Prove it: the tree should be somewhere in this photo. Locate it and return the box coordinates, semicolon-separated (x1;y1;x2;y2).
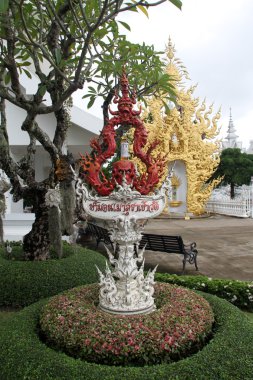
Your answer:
210;148;253;198
0;0;182;260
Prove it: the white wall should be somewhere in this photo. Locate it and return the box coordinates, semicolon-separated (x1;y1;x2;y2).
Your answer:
6;68;102;147
168;160;187;214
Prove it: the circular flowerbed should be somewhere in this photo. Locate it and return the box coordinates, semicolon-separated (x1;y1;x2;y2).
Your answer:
40;283;214;366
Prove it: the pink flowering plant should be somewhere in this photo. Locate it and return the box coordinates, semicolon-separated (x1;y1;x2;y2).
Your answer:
39;283;214;366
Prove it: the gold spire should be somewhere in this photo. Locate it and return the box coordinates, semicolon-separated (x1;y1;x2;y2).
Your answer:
166;36;175;60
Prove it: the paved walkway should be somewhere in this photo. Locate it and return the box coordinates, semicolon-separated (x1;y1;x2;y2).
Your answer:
85;215;253;282
143;214;253;281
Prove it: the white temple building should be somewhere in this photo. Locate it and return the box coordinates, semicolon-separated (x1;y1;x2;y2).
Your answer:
222;109;243;150
222;109;253;154
1;71;102;241
247;141;253;154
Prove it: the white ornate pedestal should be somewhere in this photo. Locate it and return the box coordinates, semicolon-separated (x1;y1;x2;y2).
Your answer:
77;178;168;315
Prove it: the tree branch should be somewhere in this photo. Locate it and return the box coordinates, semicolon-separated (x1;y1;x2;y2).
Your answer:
0;88;32;111
77;0;92;31
46;0;70;36
4;7;27;102
21;113;59;161
0;75;24;196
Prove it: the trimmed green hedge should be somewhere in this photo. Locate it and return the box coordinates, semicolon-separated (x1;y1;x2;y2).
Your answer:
1;243;253;312
155;273;253;311
0;292;252;379
0;245;106;307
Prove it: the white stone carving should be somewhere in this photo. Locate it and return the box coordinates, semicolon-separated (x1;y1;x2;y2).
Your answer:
78;176;170;315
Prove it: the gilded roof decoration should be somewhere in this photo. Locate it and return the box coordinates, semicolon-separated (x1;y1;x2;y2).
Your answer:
129;38;222;215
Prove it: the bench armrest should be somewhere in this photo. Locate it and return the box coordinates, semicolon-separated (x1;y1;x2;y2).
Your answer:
184;241;197;251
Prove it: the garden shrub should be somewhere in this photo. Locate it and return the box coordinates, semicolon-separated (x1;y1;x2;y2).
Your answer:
0;293;252;379
1;242;253;311
155;273;253;311
39;283;214;366
1;240;77;260
0;245;106;307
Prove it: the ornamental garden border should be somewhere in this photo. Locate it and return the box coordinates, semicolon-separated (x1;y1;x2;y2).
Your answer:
0;246;253;379
0;292;253;379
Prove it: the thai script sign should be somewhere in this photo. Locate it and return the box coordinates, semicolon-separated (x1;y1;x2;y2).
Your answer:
83;197;165;220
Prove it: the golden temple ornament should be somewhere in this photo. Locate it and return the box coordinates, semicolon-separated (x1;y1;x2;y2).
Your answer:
169;174;182;207
130;37;222;216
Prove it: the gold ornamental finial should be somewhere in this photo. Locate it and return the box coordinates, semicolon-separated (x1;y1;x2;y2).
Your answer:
171;174;181;188
165;37;190;81
166;36;175;60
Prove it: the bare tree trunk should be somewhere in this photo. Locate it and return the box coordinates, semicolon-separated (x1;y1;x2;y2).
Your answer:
23;189;50;261
60;180;75;236
0;215;3;245
230;182;235;199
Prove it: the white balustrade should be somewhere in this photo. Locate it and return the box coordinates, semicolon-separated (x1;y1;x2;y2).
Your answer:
206;186;252;218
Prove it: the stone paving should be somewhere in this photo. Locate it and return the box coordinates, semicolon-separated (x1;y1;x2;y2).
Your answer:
85;214;253;282
143;214;253;281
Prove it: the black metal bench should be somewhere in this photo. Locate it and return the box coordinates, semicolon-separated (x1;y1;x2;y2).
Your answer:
138;233;198;273
86;222;113;249
86;222;198;273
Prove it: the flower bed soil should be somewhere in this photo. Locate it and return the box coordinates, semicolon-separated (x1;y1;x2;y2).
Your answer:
40;283;214;366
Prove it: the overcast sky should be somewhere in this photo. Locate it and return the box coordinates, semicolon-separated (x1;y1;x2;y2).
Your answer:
75;0;253;149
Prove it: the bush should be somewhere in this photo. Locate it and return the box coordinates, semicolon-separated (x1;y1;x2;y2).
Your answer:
1;244;253;312
0;293;252;379
40;283;214;366
1;240;76;260
155;273;253;311
1;243;253;312
0;245;106;307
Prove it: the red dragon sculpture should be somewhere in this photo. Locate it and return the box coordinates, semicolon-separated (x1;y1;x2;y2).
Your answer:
80;67;166;196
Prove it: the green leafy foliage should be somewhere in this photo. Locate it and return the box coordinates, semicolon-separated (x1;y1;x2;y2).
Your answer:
1;240;74;261
155;273;253;311
1;242;253;312
0;1;176;116
210;148;253;198
168;0;183;9
4;71;10;85
128;0;182;12
55;48;62;66
0;0;9;13
0;245;105;307
84;35;175;106
118;20;131;31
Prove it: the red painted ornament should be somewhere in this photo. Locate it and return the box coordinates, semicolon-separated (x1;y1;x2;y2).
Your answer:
80;66;166;195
